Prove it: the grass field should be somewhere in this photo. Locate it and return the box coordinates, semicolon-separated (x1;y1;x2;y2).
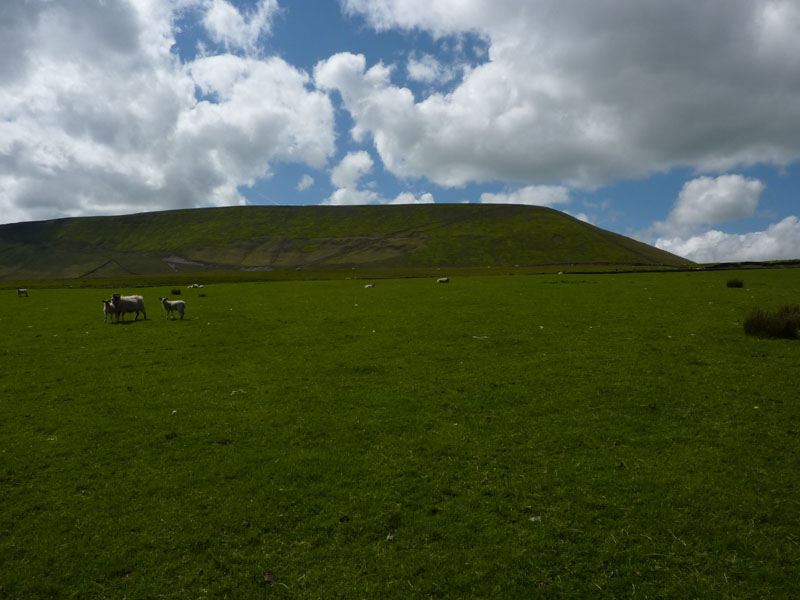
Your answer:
1;269;799;598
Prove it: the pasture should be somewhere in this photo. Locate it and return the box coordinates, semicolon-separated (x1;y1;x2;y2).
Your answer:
1;270;799;598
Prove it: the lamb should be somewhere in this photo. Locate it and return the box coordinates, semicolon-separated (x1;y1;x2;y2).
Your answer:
102;299;117;323
436;277;450;284
17;288;28;297
160;297;186;320
111;293;146;322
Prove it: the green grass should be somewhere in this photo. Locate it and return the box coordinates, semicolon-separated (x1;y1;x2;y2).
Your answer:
0;204;692;280
1;269;799;598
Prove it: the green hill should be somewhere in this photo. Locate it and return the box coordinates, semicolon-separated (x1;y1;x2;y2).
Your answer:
0;204;692;280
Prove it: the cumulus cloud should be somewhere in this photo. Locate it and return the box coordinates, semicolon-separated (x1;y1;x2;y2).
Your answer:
656;216;800;263
329;1;800;188
647;173;799;262
480;185;571;207
569;212;592;224
325;151;433;205
296;174;314;191
406;53;459;84
654;175;765;237
202;0;279;52
326;187;380;206
330;151;374;188
389;192;435;204
0;0;335;224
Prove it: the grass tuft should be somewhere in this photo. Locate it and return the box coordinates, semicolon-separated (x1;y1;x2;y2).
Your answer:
171;288;181;295
727;278;744;288
744;304;800;339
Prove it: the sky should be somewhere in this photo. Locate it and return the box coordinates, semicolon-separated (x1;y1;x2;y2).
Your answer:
1;0;799;262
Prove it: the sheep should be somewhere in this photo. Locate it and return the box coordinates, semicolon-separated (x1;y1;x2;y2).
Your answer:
101;299;117;323
17;288;28;297
111;293;146;322
160;297;186;320
364;283;375;289
436;277;450;284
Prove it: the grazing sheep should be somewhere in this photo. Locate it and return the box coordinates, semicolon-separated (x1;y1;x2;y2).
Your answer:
436;277;450;284
17;288;28;297
101;299;117;323
111;293;146;322
364;283;375;289
160;297;186;320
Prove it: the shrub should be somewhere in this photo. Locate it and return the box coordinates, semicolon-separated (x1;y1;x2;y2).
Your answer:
727;278;744;288
744;304;800;339
171;289;181;295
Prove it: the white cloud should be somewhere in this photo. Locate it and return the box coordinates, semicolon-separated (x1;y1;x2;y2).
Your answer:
0;1;335;224
326;187;380;206
202;0;279;52
656;216;800;262
330;151;374;188
648;173;797;262
325;151;433;206
654;175;765;237
296;174;314;191
326;188;433;206
328;1;800;188
325;151;377;205
569;212;592;224
406;53;459;84
480;185;571;207
389;192;435;204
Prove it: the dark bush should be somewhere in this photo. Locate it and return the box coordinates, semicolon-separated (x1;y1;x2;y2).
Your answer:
171;289;181;295
744;304;800;339
727;278;744;288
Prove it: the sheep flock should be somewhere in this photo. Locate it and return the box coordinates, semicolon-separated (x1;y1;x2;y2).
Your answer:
13;277;452;325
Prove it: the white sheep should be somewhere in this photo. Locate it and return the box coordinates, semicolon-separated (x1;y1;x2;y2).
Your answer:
101;299;117;323
436;277;450;284
160;297;186;320
111;293;146;322
17;288;28;297
364;283;375;289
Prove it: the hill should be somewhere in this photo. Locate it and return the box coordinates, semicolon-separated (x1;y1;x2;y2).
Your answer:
0;204;692;280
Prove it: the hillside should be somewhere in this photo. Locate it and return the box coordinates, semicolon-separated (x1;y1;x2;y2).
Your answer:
0;204;692;280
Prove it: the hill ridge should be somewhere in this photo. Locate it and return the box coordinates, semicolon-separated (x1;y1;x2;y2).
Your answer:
0;204;692;280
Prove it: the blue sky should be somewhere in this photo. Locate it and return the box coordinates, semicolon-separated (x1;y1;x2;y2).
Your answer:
1;0;799;261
